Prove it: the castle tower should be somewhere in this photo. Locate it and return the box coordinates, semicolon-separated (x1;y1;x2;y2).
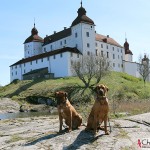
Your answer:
71;1;95;54
124;38;133;62
24;23;44;58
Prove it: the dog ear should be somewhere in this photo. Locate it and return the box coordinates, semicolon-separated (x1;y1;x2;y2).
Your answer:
105;86;109;92
65;92;68;98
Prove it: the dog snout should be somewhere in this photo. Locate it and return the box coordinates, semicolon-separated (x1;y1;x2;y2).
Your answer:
98;89;104;96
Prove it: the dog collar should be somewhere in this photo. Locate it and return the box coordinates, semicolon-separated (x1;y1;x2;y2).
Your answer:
96;96;106;100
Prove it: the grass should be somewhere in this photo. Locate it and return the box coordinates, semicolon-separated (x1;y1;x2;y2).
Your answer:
0;71;150;116
7;134;24;143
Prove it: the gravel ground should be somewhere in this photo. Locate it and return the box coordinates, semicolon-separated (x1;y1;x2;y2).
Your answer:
0;112;150;150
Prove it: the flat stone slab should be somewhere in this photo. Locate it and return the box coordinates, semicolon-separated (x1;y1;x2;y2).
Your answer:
0;113;150;150
0;98;20;113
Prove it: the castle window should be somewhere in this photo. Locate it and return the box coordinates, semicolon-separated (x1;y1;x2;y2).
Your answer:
24;69;26;73
64;40;66;44
16;71;17;75
86;32;89;37
118;55;120;59
77;54;80;58
44;47;46;52
75;32;78;38
95;42;98;47
41;58;43;62
28;51;29;54
76;44;78;48
112;47;114;51
96;49;98;56
30;61;32;65
15;65;17;69
101;44;103;48
60;41;62;45
71;53;73;57
24;63;25;67
51;45;53;50
87;43;90;48
107;52;109;58
36;60;38;64
47;57;49;61
101;51;103;57
121;49;122;53
53;55;56;59
113;54;115;59
87;51;90;55
12;72;13;76
106;45;109;49
60;53;63;58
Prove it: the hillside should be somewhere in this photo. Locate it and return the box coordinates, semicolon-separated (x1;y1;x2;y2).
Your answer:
0;71;150;116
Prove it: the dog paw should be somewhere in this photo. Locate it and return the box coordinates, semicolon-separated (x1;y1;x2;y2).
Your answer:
67;129;72;133
105;131;110;135
59;130;63;133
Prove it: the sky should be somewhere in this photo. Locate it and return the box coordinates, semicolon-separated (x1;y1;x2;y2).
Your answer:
0;0;150;86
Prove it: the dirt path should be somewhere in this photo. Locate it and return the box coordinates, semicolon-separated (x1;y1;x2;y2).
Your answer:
0;113;150;150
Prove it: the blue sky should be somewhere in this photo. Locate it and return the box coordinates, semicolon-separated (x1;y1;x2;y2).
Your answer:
0;0;150;86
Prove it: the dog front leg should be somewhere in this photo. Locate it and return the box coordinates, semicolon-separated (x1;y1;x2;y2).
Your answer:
104;115;109;135
68;111;72;132
93;115;98;135
59;112;63;132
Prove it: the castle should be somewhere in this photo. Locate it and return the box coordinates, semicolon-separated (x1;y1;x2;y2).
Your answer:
10;2;146;82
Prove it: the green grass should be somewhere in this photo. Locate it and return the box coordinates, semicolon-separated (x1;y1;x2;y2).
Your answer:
0;71;150;116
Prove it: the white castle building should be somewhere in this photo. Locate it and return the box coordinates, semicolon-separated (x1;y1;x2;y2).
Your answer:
10;2;146;82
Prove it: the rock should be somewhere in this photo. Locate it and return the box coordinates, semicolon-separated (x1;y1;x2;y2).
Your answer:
0;98;20;113
20;105;29;112
0;113;150;150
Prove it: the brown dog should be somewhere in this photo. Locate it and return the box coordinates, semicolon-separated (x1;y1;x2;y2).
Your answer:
55;91;82;132
85;84;109;135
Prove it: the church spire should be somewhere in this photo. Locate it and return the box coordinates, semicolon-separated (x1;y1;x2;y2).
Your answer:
125;32;127;42
31;19;38;35
81;0;82;7
34;18;35;28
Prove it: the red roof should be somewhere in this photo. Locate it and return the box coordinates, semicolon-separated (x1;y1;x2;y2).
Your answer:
10;47;81;67
24;34;44;44
95;34;122;48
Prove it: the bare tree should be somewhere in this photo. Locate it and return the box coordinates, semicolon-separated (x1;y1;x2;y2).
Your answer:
137;54;150;86
71;53;111;90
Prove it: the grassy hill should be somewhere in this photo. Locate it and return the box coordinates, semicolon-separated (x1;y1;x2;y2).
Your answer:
0;71;150;116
